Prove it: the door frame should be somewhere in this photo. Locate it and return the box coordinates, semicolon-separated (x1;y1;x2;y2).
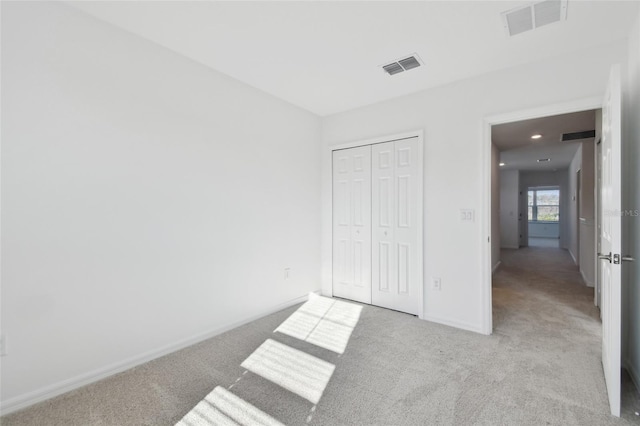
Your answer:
576;168;582;265
325;129;424;319
481;97;602;335
595;138;603;310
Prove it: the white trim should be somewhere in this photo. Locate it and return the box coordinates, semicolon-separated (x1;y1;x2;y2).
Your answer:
481;118;493;335
481;96;603;336
329;130;424;152
422;313;484;334
0;291;318;416
326;129;424;318
569;249;578;265
492;260;502;274
484;96;602;126
416;133;425;319
594;122;602;308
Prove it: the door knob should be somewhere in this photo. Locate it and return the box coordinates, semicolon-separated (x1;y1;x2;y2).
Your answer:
598;252;612;263
622;255;635;262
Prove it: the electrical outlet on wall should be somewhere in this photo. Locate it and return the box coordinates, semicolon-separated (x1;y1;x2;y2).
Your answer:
284;268;291;280
432;277;442;291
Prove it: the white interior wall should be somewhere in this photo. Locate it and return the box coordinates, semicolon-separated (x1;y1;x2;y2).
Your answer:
528;222;559;238
579;139;596;287
518;181;528;247
491;144;501;270
580;140;596;222
321;41;627;333
1;2;321;411
568;145;583;263
623;4;640;393
499;170;519;249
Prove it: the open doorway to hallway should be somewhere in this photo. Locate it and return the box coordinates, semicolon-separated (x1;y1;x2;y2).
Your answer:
483;65;639;418
487;105;639;419
491;108;599;291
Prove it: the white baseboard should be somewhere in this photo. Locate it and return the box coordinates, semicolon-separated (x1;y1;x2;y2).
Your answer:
492;261;502;274
569;249;578;265
422;313;485;335
580;269;595;287
0;291;318;416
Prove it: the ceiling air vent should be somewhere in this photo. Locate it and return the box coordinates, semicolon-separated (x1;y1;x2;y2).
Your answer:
398;56;421;71
502;0;568;37
381;54;423;76
383;62;404;76
561;130;596;141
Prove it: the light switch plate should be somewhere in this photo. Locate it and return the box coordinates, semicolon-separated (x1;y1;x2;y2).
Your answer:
460;209;475;222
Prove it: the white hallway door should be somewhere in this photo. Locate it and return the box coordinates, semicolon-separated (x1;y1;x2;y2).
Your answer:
599;64;624;417
372;139;421;315
332;146;372;304
332;137;422;315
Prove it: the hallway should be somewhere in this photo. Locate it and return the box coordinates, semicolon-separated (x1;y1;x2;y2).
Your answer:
493;246;639;421
494;246;597;332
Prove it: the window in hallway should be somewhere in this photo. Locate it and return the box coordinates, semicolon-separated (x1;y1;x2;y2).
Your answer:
528;187;560;222
528;186;560;247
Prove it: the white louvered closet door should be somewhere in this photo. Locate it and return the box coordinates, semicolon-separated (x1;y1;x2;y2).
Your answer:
332;146;372;304
372;138;420;315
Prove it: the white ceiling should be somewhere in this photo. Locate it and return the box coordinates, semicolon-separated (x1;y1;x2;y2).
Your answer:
499;141;582;171
493;109;596;171
67;1;639;116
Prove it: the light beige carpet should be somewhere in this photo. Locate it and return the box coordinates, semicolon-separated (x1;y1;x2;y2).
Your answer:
3;246;640;425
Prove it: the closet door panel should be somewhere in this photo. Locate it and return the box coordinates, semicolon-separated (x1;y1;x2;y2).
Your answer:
372;142;397;304
372;138;420;315
393;138;420;315
333;138;420;314
333;151;351;292
332;146;372;304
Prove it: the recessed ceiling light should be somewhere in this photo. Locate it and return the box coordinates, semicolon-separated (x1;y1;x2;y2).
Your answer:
499;162;505;166
531;134;542;140
537;158;550;162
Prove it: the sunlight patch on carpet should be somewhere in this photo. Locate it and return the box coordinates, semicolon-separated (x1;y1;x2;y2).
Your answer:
275;294;362;354
240;339;335;404
175;386;283;426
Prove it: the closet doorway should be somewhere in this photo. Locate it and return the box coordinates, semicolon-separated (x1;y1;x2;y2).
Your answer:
331;134;423;315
